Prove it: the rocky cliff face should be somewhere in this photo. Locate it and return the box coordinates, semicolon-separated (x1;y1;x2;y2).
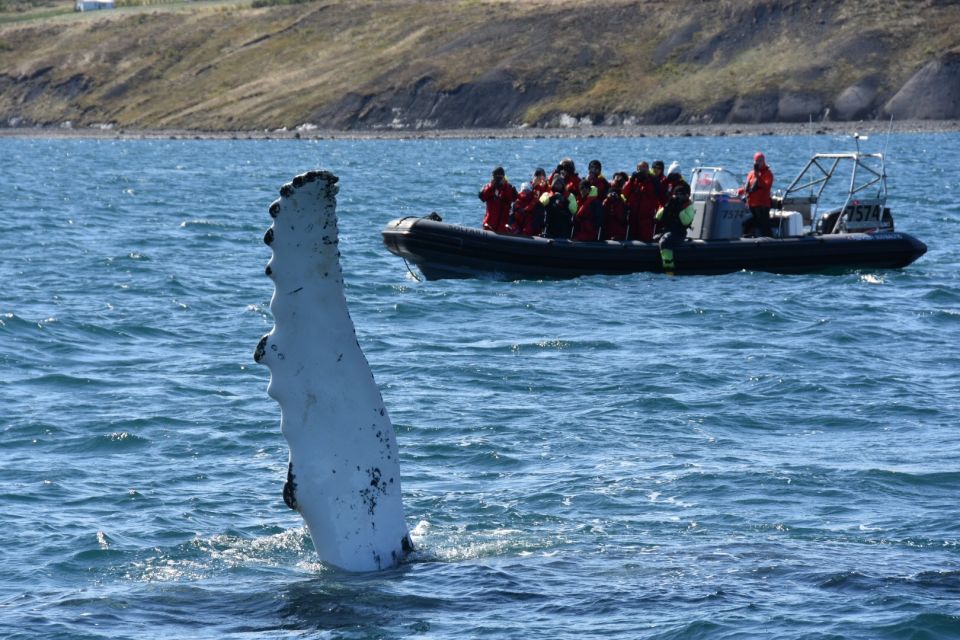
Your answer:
1;0;959;131
884;52;960;121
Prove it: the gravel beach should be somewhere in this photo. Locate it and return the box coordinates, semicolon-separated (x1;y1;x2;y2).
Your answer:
2;120;959;140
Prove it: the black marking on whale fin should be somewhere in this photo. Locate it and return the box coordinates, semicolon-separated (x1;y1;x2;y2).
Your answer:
401;535;414;553
359;466;387;516
254;335;268;364
283;462;298;510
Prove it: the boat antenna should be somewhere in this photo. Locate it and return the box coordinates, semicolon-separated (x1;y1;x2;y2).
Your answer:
879;115;894;201
882;114;894;160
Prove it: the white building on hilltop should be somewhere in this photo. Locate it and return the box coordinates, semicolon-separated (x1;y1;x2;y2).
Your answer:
75;0;115;11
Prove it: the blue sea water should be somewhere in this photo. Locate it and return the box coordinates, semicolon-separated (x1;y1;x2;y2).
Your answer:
1;131;959;639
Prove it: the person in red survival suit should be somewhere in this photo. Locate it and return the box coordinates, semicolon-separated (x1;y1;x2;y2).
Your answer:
549;157;581;202
623;162;661;241
739;151;775;237
583;159;610;199
479;166;518;233
531;167;551;198
650;160;670;206
572;181;603;241
506;182;544;236
601;172;629;240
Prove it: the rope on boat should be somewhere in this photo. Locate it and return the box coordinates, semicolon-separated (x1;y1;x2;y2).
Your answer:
396;213;438;282
402;257;422;282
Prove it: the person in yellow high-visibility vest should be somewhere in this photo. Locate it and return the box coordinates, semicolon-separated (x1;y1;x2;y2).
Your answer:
654;181;695;273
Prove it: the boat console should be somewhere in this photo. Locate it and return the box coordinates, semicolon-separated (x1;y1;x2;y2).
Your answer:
689;167;750;240
688;166;807;239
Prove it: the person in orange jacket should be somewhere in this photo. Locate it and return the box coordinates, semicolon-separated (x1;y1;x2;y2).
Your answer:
479;166;518;233
741;152;774;237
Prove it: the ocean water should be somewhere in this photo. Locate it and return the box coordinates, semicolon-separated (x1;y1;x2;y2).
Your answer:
1;132;959;639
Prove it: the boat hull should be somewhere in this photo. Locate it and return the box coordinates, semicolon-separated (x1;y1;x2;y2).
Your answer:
382;217;927;281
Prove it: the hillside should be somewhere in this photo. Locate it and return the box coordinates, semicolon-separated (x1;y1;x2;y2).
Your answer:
2;0;960;131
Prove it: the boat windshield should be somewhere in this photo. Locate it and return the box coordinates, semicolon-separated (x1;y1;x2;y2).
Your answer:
691;168;743;201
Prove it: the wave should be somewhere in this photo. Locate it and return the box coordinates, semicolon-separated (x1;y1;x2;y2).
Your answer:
875;613;960;637
861;467;960;489
15;372;106;387
178;219;230;229
69;431;152;453
0;312;53;333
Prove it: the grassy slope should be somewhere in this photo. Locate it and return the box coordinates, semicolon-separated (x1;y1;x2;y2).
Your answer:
1;0;959;129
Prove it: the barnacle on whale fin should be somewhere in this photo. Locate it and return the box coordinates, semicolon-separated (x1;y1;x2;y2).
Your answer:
255;170;410;572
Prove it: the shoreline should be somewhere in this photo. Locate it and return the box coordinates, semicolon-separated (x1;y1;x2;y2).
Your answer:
2;120;959;140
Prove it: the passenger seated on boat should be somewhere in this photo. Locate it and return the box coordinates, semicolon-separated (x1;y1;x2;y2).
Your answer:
655;181;695;272
583;159;609;199
479;166;518;234
572;182;603;241
739;151;775;237
531;167;550;198
540;176;577;239
601;172;629;241
623;163;661;242
507;182;544;236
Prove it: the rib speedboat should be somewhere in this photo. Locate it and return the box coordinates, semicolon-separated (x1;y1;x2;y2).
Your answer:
382;140;926;280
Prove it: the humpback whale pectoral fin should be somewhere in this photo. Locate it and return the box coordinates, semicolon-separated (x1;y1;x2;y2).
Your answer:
257;169;409;571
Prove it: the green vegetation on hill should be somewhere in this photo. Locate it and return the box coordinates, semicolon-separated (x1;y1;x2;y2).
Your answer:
1;0;959;131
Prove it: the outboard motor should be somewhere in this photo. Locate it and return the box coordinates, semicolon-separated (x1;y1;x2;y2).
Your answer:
816;210;842;234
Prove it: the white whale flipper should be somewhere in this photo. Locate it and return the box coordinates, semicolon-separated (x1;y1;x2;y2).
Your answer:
254;170;411;572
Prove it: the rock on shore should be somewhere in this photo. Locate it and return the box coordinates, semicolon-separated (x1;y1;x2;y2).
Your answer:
885;52;960;121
